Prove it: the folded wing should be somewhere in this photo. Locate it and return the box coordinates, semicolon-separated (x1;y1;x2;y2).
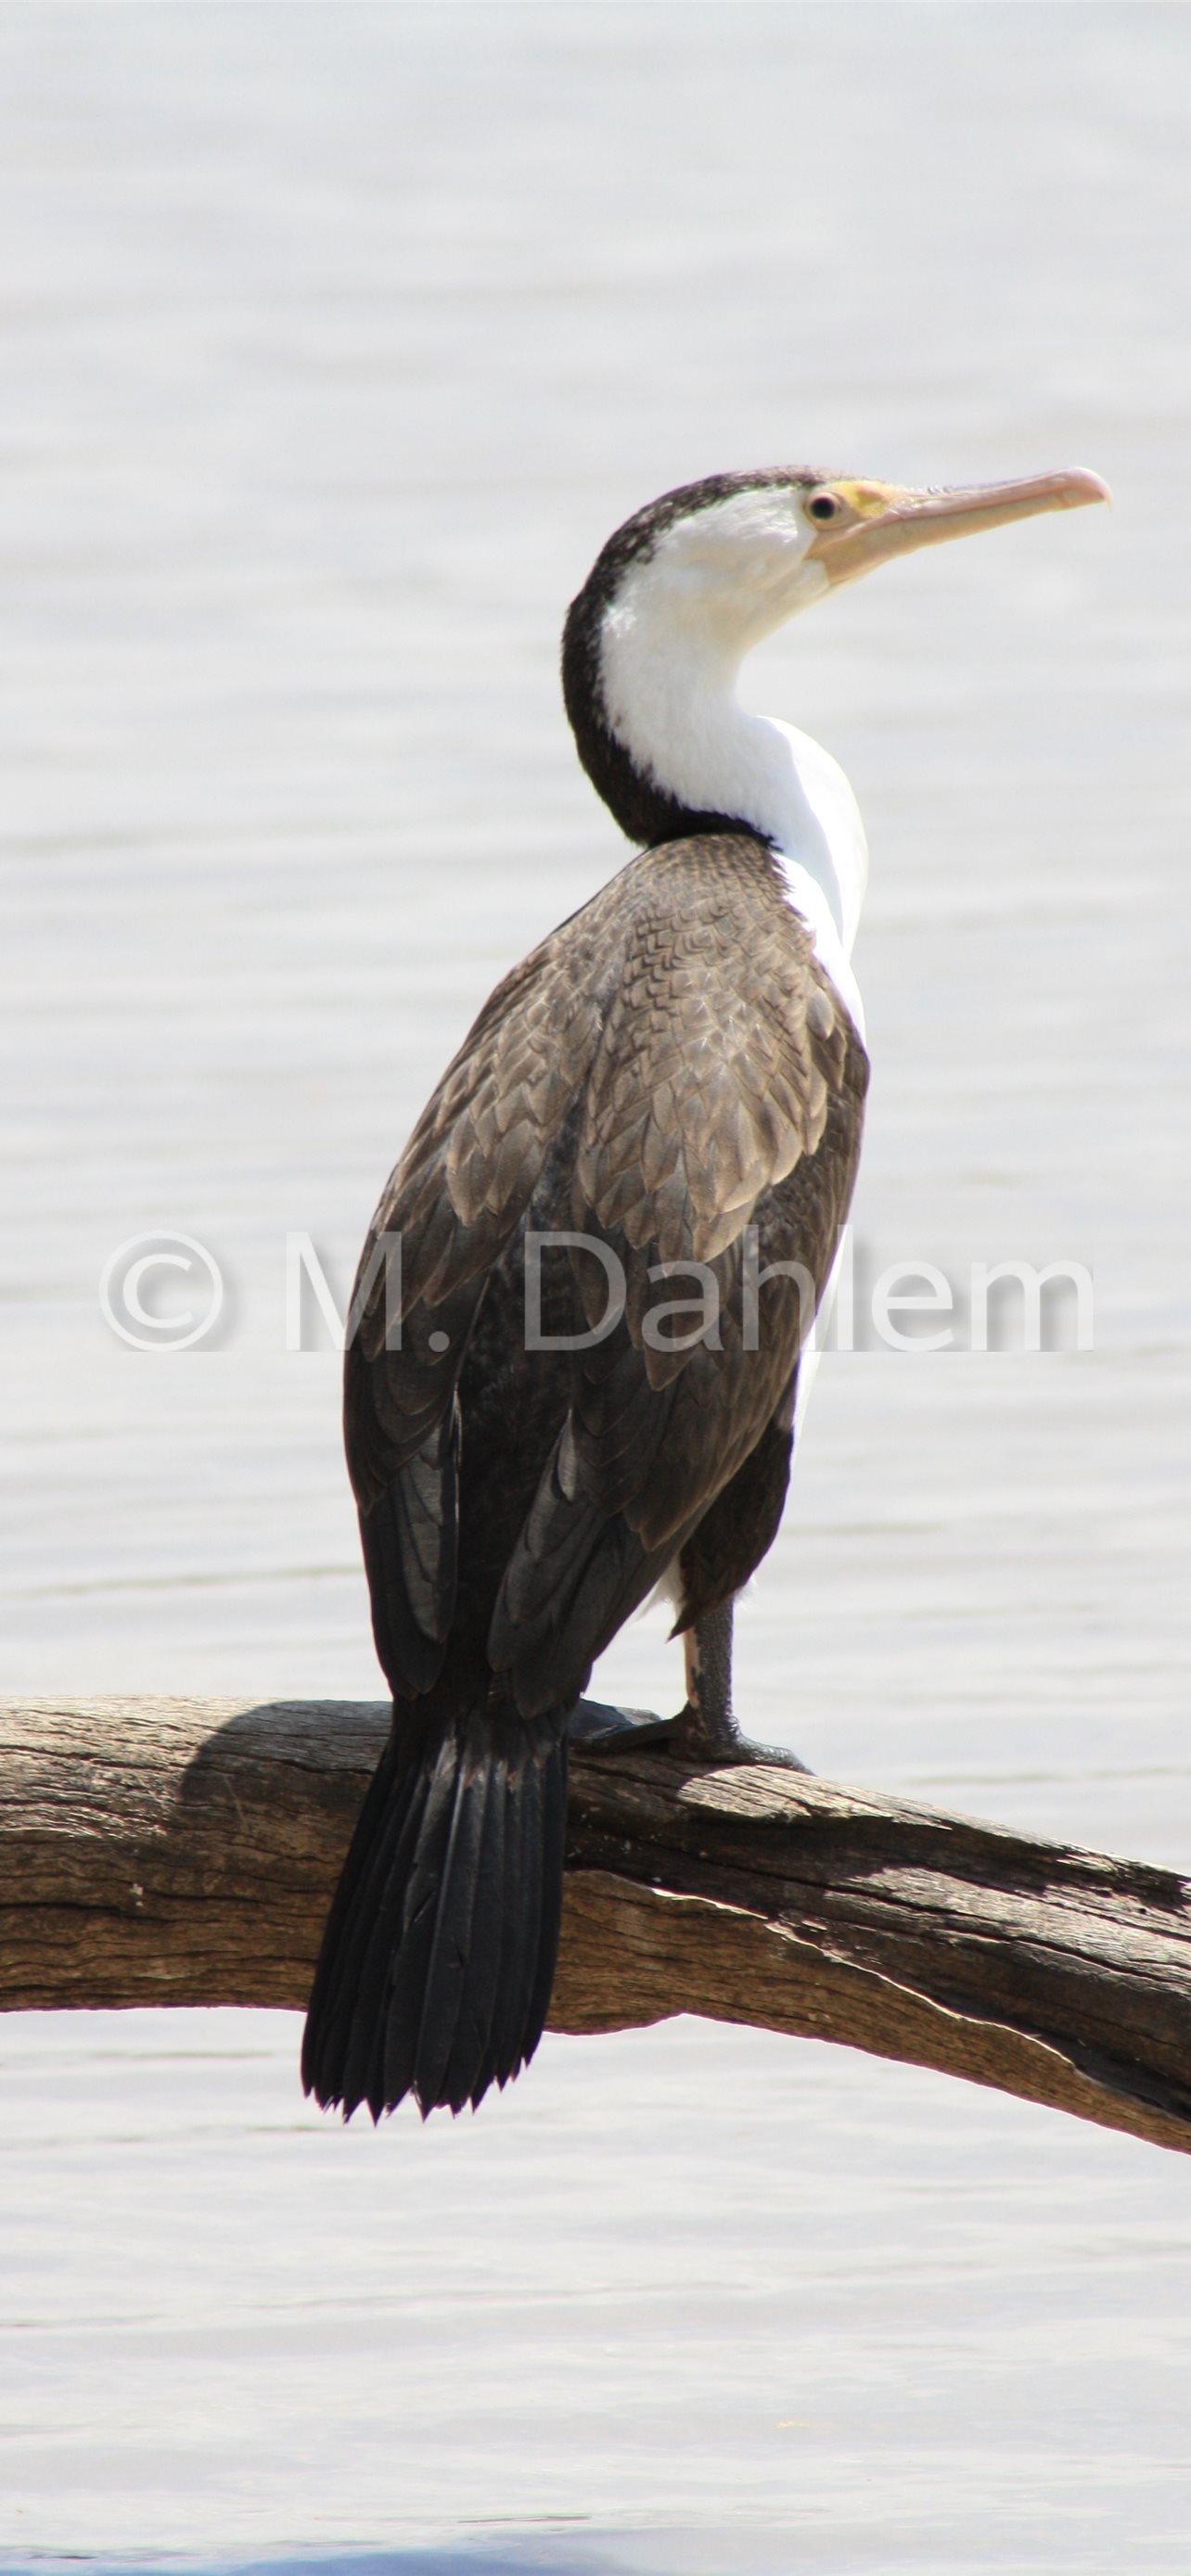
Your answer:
345;835;868;1710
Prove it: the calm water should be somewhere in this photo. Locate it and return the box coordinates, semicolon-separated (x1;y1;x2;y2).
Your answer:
2;6;1190;2570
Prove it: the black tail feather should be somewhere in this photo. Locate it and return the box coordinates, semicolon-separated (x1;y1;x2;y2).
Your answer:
484;1743;544;2096
301;1728;419;2106
363;1730;458;2115
301;1700;569;2121
467;1762;531;2109
525;1737;569;2052
441;1760;507;2114
332;1722;446;2113
408;1750;493;2111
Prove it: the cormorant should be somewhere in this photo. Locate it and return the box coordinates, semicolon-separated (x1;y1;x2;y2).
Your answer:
302;460;1108;2121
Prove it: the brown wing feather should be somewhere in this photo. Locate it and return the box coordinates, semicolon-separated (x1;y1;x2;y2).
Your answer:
484;837;868;1707
345;833;868;1711
576;848;836;1265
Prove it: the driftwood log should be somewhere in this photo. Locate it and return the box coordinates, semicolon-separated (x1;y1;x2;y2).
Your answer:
2;1694;1190;2156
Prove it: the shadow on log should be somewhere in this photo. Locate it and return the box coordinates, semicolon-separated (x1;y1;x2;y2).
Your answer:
2;1695;1190;2156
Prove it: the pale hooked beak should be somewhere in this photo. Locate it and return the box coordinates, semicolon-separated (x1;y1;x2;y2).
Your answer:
808;467;1111;585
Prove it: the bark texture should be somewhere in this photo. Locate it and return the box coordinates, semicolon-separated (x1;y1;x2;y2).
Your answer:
3;1695;1189;2156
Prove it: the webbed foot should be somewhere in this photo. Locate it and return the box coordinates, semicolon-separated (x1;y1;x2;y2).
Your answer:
569;1696;679;1752
569;1694;812;1773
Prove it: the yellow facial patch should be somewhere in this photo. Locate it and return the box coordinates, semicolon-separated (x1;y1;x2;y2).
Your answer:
828;478;907;520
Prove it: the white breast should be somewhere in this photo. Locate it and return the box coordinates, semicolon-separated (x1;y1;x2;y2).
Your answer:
763;720;868;1039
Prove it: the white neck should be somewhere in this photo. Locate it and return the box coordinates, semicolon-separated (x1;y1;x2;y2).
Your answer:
598;611;869;1025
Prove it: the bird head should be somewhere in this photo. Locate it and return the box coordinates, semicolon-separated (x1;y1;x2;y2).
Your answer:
563;463;1109;848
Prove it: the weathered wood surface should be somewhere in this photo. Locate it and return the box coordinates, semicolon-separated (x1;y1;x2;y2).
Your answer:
2;1696;1189;2155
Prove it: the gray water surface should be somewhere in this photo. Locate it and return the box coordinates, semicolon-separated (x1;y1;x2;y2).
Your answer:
2;6;1190;2570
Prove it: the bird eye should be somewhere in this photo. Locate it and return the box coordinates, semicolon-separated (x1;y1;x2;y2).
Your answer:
807;491;840;524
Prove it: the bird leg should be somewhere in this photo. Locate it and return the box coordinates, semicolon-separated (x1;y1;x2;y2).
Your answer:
675;1599;809;1767
572;1594;812;1771
681;1596;742;1758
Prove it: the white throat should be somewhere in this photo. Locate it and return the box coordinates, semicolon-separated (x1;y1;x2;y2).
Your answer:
598;593;869;1033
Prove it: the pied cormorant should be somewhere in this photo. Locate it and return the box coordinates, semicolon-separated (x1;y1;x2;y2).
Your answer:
302;460;1108;2121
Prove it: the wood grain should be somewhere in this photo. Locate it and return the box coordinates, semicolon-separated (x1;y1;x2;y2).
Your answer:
2;1696;1189;2155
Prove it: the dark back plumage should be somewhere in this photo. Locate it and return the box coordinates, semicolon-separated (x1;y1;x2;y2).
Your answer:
302;518;869;2123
